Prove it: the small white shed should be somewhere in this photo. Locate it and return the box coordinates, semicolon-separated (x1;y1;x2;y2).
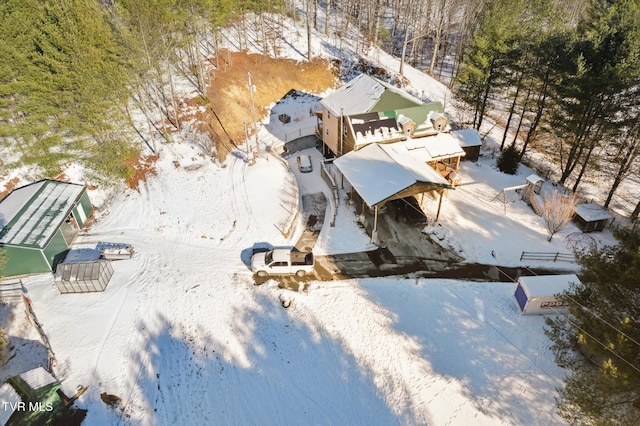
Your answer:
514;274;580;315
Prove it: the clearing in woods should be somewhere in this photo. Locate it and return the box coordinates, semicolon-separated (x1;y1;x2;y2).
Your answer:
197;51;338;161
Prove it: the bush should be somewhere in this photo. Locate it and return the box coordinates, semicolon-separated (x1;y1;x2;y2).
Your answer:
497;143;520;174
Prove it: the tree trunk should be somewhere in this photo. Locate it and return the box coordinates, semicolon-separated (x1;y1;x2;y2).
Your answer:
501;72;523;150
306;0;312;61
572;139;598;193
605;133;639;207
399;26;411;76
372;0;381;48
325;0;331;35
476;59;496;131
428;6;446;76
632;199;640;221
559;141;585;185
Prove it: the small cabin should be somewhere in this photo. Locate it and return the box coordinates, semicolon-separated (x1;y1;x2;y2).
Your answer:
514;274;580;315
451;129;482;162
573;203;612;232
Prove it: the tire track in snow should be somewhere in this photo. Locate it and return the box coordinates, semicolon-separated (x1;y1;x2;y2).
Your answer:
90;253;153;384
218;153;261;248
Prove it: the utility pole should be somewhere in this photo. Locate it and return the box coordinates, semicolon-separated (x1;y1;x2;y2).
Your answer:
243;121;250;160
248;72;259;159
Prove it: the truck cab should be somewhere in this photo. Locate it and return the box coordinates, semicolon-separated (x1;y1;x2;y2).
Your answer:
251;247;314;277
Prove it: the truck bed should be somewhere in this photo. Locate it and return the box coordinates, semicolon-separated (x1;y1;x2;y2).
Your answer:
290;251;314;265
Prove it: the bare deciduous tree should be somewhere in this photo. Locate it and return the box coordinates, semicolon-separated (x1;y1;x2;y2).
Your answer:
542;190;578;242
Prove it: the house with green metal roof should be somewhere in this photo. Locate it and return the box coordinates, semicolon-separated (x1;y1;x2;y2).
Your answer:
0;180;93;277
317;74;450;157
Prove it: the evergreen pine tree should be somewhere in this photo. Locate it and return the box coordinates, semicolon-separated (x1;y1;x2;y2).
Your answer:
545;227;640;425
496;143;519;174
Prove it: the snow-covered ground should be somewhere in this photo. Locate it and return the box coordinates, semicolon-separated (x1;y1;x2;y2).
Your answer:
1;9;623;426
18;139;573;425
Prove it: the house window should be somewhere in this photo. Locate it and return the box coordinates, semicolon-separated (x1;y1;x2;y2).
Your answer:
326;129;329;135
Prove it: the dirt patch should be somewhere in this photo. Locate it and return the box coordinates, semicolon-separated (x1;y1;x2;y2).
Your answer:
198;51;339;161
0;177;20;200
125;154;160;190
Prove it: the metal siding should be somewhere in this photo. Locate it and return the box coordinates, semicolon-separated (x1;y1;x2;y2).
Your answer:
75;190;93;228
42;230;69;271
0;245;50;276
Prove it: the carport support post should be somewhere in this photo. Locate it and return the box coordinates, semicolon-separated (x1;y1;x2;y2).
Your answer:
372;205;380;245
435;190;444;222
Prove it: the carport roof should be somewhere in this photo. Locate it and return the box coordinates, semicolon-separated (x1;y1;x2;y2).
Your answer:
0;180;85;248
334;143;453;208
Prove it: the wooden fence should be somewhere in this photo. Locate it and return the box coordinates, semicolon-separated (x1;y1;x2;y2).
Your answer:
520;251;575;263
320;162;338;227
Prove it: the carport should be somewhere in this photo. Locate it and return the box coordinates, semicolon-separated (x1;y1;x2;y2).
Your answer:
334;143;453;243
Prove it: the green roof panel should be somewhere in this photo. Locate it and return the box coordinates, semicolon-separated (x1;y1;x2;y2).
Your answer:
0;180;85;248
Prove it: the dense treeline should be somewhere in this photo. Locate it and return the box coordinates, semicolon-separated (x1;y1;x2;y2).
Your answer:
335;0;640;217
0;0;283;180
451;0;640;215
545;227;640;425
2;0;639;213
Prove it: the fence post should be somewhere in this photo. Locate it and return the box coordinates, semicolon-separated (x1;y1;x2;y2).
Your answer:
520;251;525;261
554;252;559;262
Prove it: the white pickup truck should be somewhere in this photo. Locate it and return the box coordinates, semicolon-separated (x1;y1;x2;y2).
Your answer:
251;247;314;277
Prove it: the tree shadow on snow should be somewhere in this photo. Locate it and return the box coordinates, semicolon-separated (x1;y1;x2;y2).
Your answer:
359;279;566;425
88;290;398;425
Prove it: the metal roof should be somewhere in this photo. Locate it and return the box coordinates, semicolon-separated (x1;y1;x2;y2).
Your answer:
0;180;85;248
574;203;612;222
0;383;21;425
394;103;445;126
321;74;422;116
403;132;466;161
334;143;453;207
450;129;482;148
19;366;58;390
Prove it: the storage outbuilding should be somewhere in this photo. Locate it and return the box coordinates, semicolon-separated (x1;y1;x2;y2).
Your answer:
573;203;612;232
514;274;580;315
3;367;68;425
0;180;93;277
451;129;483;162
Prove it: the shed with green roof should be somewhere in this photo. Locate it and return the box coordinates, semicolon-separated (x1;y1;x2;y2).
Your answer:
0;180;93;277
3;367;69;425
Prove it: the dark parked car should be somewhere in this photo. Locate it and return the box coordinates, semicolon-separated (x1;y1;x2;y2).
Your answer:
388;196;428;226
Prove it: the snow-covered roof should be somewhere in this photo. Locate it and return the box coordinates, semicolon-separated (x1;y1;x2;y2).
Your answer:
450;129;482;148
0;383;21;425
0;180;85;248
518;274;580;297
321;74;422;116
421;132;467;160
321;74;384;116
574;203;612;222
526;174;544;184
19;366;58;390
334;143;452;207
